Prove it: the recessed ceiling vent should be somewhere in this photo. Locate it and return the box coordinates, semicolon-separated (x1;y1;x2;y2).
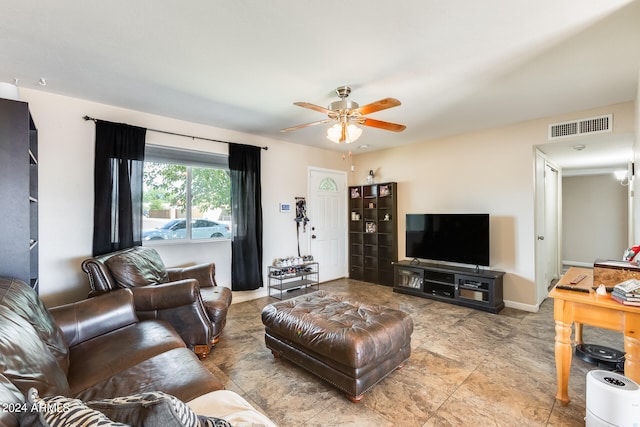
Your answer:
548;114;612;140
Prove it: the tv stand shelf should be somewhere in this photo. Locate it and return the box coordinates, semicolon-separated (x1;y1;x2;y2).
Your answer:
393;260;505;313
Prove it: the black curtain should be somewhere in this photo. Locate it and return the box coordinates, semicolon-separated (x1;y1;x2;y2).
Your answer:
229;143;263;291
92;120;146;256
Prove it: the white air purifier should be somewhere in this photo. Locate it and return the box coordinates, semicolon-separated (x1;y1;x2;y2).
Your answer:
586;370;640;426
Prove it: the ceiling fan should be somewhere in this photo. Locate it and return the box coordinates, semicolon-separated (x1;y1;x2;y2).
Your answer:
281;86;406;143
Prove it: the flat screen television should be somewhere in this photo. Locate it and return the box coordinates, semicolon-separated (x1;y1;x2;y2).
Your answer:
405;213;490;267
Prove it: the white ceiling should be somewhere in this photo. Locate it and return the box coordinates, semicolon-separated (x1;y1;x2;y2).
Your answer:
1;1;638;170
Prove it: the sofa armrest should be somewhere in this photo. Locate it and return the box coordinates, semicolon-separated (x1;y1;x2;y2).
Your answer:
129;279;200;311
81;258;117;294
166;263;217;288
49;289;138;347
130;280;214;355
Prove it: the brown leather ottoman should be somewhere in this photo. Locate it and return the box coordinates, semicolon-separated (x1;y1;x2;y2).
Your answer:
261;291;413;402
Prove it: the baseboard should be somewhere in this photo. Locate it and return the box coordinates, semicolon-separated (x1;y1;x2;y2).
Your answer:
563;260;593;268
504;300;540;313
231;287;269;304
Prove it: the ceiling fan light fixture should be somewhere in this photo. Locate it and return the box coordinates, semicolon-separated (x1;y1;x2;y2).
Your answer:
326;123;362;144
282;86;405;142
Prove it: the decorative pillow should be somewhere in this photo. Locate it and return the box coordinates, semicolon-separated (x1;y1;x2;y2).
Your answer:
86;391;200;427
198;415;232;427
27;389;231;427
105;248;169;288
26;388;127;427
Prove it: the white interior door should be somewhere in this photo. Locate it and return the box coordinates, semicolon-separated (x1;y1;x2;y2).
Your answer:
535;149;561;305
535;151;547;304
307;167;347;282
544;162;561;282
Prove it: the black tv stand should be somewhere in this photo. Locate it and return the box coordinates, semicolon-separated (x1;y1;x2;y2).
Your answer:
393;260;505;313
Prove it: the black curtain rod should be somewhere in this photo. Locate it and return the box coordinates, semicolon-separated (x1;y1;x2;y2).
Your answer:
83;115;268;150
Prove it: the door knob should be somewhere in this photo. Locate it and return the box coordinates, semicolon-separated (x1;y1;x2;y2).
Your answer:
311;234;317;239
538;235;545;240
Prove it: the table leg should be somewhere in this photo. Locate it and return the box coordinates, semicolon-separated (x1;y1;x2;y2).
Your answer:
624;314;640;384
555;319;573;404
574;322;583;345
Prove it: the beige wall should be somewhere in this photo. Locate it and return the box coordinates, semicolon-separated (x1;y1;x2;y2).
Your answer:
350;101;635;310
562;174;627;265
20;88;347;307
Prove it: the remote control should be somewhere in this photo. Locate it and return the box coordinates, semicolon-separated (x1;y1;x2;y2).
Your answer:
570;274;586;284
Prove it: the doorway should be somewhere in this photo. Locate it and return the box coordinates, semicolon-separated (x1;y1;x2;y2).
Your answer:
534;150;561;305
307;167;348;282
534;133;634;306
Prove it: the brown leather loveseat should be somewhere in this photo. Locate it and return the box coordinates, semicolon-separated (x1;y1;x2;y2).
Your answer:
81;246;232;359
0;277;275;427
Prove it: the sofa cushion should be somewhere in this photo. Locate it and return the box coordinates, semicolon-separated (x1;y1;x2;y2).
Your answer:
66;320;186;396
105;247;169;287
72;348;225;403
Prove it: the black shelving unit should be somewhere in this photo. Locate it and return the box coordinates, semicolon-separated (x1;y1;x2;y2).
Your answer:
0;98;38;291
349;182;397;286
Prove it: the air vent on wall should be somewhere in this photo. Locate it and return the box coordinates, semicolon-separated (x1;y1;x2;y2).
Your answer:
548;114;612;140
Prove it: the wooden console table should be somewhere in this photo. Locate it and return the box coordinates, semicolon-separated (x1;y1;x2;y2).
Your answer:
549;267;640;404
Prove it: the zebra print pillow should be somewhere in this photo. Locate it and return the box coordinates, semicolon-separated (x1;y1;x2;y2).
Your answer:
86;391;230;427
27;388;231;427
86;391;199;426
198;415;232;427
27;388;127;427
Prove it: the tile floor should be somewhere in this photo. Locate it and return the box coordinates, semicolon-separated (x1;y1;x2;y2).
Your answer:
203;279;624;426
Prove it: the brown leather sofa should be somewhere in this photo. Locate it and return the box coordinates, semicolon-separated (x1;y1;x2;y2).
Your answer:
0;276;222;426
81;246;232;358
0;276;276;427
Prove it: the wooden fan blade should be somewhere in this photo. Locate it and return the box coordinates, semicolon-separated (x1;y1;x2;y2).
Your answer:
354;98;401;115
360;117;406;132
293;102;333;115
341;123;347;143
280;119;331;132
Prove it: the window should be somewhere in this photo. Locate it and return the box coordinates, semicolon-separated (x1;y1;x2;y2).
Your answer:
142;145;231;242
